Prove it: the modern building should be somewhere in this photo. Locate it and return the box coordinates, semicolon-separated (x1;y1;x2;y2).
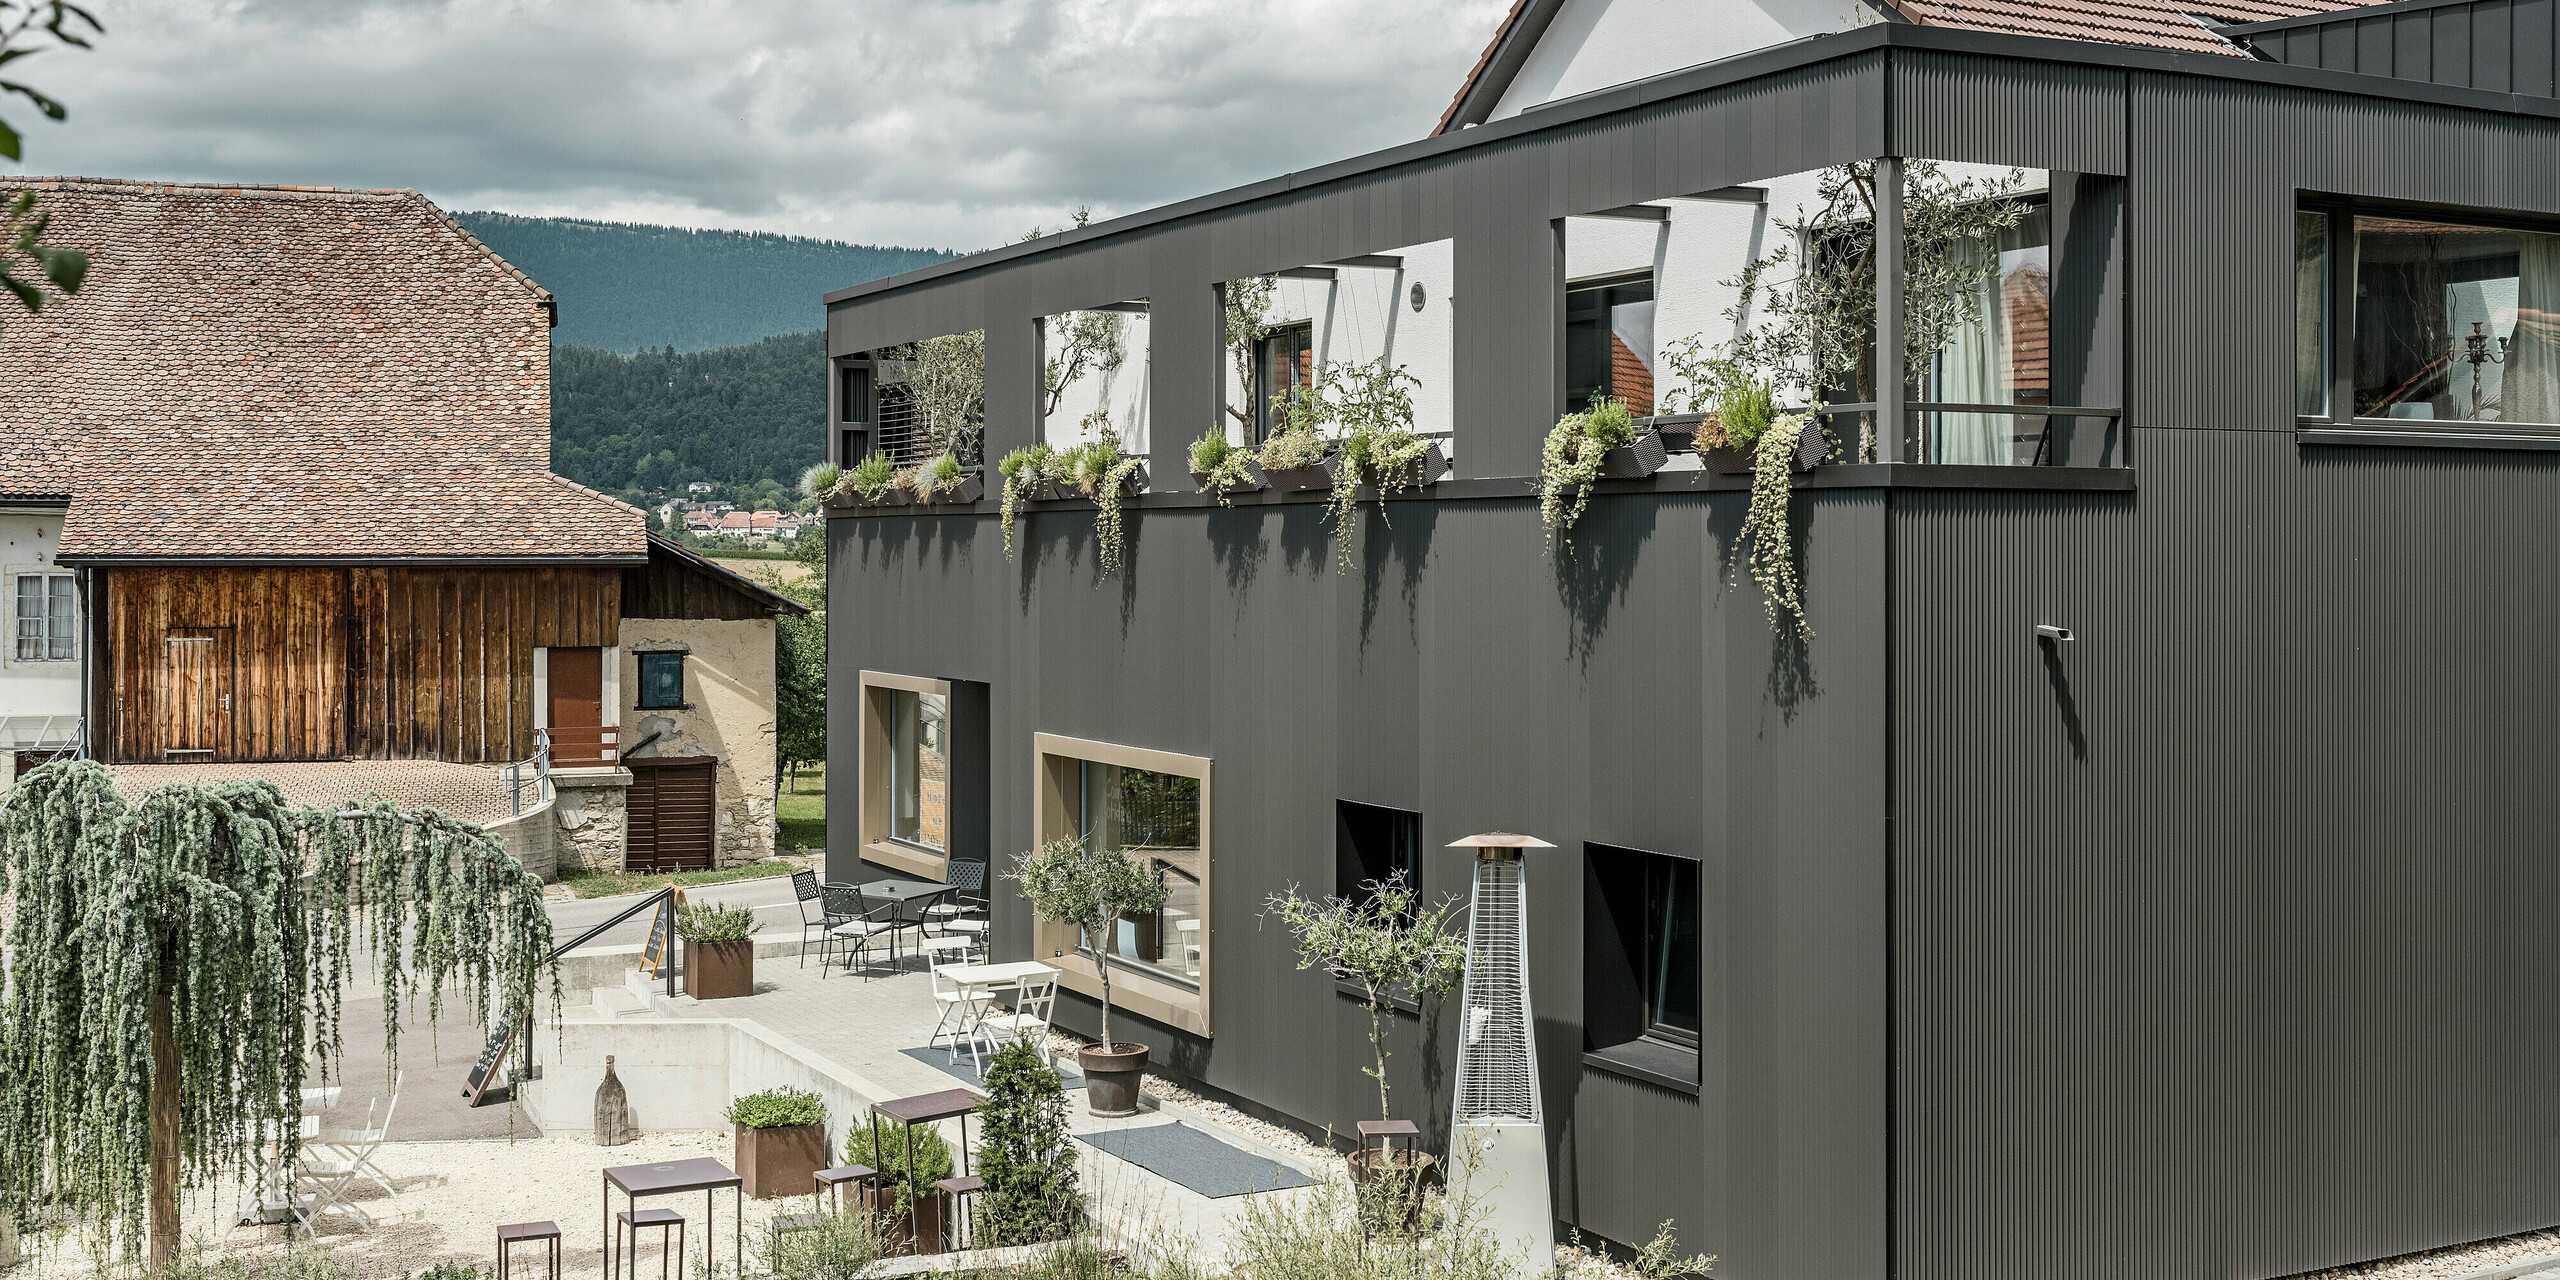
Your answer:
821;3;2560;1276
0;178;803;874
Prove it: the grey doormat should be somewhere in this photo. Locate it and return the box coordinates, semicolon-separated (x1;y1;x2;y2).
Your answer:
1075;1121;1314;1198
900;1045;1084;1090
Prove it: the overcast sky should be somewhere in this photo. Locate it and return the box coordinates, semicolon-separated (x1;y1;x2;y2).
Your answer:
9;0;1510;253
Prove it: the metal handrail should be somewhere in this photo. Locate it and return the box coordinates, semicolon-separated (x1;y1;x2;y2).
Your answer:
505;728;553;817
514;884;682;1090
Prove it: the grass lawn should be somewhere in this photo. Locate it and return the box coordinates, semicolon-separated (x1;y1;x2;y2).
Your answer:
777;763;826;855
556;859;801;899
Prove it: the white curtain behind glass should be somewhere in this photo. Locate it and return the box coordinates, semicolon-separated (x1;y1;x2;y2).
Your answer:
2508;234;2560;426
1932;209;2051;464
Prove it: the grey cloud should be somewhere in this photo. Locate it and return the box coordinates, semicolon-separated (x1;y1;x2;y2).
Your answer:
17;0;1508;248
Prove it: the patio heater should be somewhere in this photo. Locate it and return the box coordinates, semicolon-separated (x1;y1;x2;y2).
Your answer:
1446;831;1556;1278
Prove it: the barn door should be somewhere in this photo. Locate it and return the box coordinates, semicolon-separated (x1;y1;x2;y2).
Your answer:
161;628;233;758
544;647;615;766
626;757;715;872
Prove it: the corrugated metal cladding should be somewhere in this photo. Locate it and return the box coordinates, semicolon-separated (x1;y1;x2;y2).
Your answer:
2128;71;2560;433
1892;428;2560;1280
2244;0;2560;97
827;486;1891;1278
1887;50;2128;173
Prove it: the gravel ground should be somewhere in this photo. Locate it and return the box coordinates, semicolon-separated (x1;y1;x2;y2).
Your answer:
11;1133;802;1280
2286;1228;2560;1279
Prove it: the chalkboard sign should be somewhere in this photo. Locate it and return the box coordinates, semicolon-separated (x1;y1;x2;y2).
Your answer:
639;885;688;976
462;1007;521;1106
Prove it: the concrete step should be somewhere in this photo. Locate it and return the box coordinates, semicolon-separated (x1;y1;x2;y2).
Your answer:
623;965;684;1016
589;986;652;1019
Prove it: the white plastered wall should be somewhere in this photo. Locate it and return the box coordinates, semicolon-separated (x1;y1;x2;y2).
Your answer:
1217;240;1457;448
1041;311;1153;453
0;509;81;776
1486;0;1886;123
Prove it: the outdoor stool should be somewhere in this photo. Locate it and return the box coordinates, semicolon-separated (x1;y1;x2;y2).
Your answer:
497;1220;562;1280
615;1208;684;1280
932;1177;984;1251
812;1164;878;1214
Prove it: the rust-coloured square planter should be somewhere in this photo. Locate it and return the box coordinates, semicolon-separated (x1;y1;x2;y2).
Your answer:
735;1122;827;1200
685;939;755;1000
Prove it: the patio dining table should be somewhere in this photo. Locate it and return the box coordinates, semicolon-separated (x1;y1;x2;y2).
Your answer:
602;1157;741;1280
856;879;953;965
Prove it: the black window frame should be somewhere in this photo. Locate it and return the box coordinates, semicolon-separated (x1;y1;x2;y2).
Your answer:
2297;193;2560;438
1564;270;1656;416
838;363;872;424
1251;321;1316;445
1582;841;1703;1092
635;650;686;710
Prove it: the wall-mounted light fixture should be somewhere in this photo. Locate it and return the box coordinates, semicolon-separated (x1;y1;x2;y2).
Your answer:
2036;624;2074;642
1410;282;1427;312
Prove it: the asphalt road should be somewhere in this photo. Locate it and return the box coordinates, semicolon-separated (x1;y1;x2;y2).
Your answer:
546;871;809;949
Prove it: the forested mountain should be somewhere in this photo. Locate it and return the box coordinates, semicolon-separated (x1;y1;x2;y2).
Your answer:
551;332;824;510
456;212;959;353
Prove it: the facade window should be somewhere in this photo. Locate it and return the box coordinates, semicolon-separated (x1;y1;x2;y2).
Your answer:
1584;842;1701;1088
2350;212;2560;425
1923;204;2052;464
1336;800;1420;917
1253;322;1315;444
1033;732;1215;1036
2298;211;2329;417
839;364;872;423
635;651;685;709
13;573;74;662
888;688;948;850
1566;274;1656;416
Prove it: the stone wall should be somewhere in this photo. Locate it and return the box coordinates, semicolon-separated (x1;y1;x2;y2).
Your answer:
553;774;631;874
618;617;778;868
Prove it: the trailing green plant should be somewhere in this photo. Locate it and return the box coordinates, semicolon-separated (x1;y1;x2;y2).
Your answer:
974;1037;1085;1246
1735;411;1815;637
0;761;558;1272
998;443;1053;559
761;1206;887;1280
846;453;897;501
676;899;762;944
844;1113;956;1216
1264;874;1468;1122
724;1085;825;1129
1319;360;1428;571
1537;394;1638;545
1010;834;1171;1054
1047;415;1146;578
798;462;842;501
1188;430;1259;506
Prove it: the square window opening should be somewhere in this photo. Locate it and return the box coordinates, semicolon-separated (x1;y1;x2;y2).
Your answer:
635;651;685;710
2350;212;2560;427
14;573;75;662
1584;842;1701;1085
1336;800;1421;919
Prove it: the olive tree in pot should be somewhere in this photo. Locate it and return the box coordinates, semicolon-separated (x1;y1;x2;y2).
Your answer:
679;900;761;1000
1265;873;1467;1191
1012;834;1172;1117
727;1086;828;1199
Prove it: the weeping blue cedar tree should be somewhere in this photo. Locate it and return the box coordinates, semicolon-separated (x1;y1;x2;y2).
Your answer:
0;761;558;1273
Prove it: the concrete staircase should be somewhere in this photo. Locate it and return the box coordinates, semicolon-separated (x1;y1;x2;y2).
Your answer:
589;965;681;1019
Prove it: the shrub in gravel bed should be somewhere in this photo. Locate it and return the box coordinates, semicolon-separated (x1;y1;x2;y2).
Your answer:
761;1207;887;1280
975;1039;1084;1247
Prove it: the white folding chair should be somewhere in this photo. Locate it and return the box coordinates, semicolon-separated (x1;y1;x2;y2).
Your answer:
293;1151;376;1233
923;938;992;1064
965;972;1056;1075
308;1072;401;1200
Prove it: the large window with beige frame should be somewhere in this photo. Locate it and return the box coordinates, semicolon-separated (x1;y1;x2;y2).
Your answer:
1032;732;1214;1037
860;671;952;880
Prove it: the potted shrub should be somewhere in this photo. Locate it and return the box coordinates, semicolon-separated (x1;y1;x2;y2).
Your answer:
1188;430;1265;504
846;1113;956;1254
905;452;982;506
1046;419;1147;578
997;443;1054;558
1257;383;1335;491
679;900;760;1000
845;453;901;506
1011;834;1173;1117
975;1038;1086;1245
800;462;844;508
1265;873;1467;1193
727;1086;828;1199
1320;359;1439;572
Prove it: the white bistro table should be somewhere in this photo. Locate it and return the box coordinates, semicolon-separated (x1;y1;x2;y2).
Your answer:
941;960;1058;1053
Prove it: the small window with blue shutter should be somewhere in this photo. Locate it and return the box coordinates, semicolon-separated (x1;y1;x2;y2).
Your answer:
637;651;685;709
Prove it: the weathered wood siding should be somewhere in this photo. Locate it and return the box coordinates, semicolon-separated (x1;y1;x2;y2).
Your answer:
108;565;620;764
619;543;784;620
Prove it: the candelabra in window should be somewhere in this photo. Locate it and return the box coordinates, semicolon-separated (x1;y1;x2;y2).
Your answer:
2467;320;2510;419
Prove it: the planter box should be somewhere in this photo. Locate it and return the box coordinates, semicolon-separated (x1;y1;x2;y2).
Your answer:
1701;428;1828;474
918;473;984;506
1365;440;1450;490
865;1185;949;1256
685;939;754;1000
1263;456;1335;491
736;1122;827;1200
1595;429;1670;479
1191;458;1268;496
853;487;908;507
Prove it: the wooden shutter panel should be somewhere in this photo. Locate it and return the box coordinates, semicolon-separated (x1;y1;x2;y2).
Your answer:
626;757;715;872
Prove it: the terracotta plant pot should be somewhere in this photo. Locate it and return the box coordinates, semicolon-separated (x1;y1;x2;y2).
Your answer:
735;1121;826;1199
1596;429;1670;479
1079;1043;1149;1118
1191;458;1269;496
685;939;754;1000
863;1184;949;1256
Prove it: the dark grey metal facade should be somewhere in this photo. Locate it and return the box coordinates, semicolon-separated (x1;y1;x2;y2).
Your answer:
824;24;2560;1280
2234;0;2560;96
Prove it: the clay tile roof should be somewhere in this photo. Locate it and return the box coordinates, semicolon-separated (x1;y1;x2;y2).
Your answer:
0;177;643;562
1433;0;2376;135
